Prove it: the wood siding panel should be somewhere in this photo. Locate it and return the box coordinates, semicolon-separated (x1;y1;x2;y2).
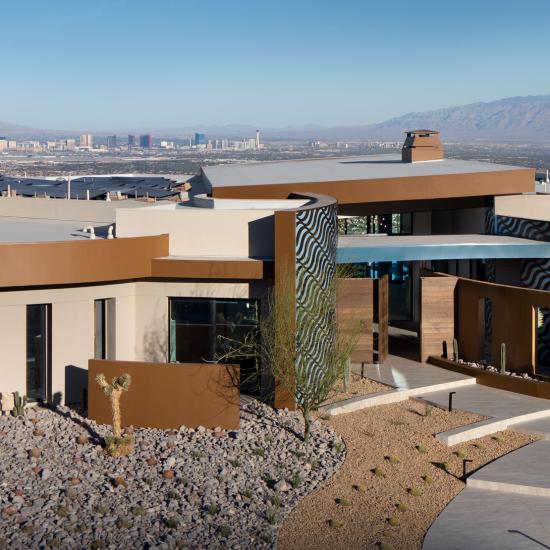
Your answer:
378;275;389;363
420;276;458;362
338;278;374;364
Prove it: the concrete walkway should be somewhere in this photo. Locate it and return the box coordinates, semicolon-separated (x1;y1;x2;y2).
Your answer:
423;488;550;550
322;355;550;445
419;384;550;445
424;441;550;549
321;355;475;416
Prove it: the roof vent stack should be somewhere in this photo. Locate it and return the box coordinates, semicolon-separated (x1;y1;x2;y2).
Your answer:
402;129;444;163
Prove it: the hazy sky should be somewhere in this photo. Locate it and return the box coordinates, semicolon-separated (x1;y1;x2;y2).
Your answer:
2;0;549;130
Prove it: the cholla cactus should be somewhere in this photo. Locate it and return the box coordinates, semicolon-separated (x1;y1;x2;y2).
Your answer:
95;373;131;438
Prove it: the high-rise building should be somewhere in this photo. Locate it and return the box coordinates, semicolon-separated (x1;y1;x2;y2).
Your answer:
80;134;93;147
65;139;76;150
256;129;260;149
194;133;206;146
107;135;117;149
139;134;152;148
128;134;136;148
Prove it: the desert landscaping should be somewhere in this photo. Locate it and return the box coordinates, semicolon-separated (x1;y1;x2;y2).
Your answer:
278;399;536;550
0;401;344;549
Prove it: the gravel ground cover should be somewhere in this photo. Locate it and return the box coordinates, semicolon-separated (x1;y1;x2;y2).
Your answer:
278;398;537;550
322;373;389;406
0;401;344;549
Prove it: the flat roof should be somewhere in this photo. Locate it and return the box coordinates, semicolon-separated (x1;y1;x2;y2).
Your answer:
0;218;107;243
337;234;550;263
203;154;527;188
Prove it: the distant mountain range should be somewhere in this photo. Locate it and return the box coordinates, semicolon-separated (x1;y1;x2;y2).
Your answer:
2;94;550;141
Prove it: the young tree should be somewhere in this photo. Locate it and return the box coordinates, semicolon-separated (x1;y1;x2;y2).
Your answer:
95;373;133;457
218;267;360;443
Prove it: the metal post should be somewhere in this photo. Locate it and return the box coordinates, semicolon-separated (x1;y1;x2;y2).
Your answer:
448;391;456;412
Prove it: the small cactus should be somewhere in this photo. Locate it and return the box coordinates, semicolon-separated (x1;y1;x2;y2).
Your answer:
95;373;132;457
500;342;506;374
11;392;27;417
453;338;459;362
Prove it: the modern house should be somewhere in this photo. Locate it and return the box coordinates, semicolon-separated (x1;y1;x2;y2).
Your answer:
2;130;550;418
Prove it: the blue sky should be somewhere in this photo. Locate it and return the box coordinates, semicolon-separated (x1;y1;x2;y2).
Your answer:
2;0;549;130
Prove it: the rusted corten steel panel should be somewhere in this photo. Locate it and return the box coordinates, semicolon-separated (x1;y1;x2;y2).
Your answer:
151;257;273;280
211;169;534;205
88;359;240;430
0;235;169;288
429;356;550;400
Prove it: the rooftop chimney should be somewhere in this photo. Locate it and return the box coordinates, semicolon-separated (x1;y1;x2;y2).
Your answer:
402;129;444;163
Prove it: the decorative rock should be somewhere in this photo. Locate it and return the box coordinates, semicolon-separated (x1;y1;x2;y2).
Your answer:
113;476;127;488
28;448;40;459
0;401;342;549
273;480;291;492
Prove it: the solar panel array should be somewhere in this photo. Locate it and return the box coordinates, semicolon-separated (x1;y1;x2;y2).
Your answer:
0;175;186;200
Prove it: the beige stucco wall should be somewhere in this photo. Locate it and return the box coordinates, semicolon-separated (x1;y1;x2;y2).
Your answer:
116;206;276;258
495;194;550;222
0;280;263;404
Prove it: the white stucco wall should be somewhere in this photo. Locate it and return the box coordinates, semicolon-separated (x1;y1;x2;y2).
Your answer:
495;194;550;222
0;280;264;404
115;205;276;258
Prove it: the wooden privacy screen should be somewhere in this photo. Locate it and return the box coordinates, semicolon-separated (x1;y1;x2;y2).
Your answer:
420;275;458;363
338;278;374;364
377;275;389;363
457;278;550;373
88;360;240;430
420;273;550;372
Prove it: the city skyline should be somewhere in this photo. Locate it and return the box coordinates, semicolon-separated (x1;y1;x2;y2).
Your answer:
2;0;550;130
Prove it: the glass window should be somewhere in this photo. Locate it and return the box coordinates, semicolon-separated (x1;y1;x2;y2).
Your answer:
27;304;51;402
94;299;106;360
169;298;260;393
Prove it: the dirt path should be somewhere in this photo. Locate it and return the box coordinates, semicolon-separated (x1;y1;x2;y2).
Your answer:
278;399;536;550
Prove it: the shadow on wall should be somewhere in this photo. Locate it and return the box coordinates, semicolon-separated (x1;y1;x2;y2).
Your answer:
142;322;168;363
64;365;87;406
248;216;275;259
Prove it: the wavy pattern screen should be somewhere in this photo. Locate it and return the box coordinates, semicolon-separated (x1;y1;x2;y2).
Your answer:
294;203;338;398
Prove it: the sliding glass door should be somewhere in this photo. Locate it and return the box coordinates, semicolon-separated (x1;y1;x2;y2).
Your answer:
26;304;51;402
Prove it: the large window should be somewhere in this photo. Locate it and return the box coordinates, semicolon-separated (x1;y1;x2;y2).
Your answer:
169;298;260;392
26;304;51;402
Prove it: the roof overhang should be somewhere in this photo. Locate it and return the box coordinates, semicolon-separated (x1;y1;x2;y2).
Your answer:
337;234;550;263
